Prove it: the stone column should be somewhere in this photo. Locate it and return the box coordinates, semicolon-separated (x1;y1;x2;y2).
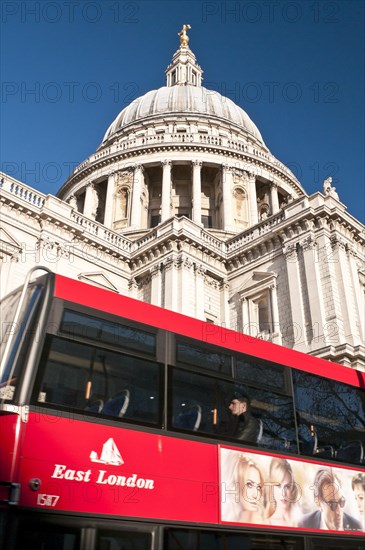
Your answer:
164;256;178;311
220;280;230;329
248;172;258;225
83;183;98;219
332;239;361;346
240;297;251;335
269;283;282;344
192;160;202;225
270;182;280;215
128;277;139;300
315;224;345;344
180;257;195;315
130;165;143;228
150;264;162;307
300;237;326;349
161;160;172;222
222;165;234;231
348;251;365;341
103;172;116;228
283;243;307;349
194;264;205;320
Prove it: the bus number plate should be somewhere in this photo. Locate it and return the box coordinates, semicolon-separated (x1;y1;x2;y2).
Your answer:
37;494;60;507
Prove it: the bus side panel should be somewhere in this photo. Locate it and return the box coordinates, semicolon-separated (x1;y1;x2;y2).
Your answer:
16;413;219;523
0;412;22;502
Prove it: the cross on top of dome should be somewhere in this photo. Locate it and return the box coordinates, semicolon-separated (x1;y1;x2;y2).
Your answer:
165;25;203;87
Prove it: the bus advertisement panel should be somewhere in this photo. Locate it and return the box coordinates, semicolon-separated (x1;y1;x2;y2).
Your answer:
220;446;365;534
14;412;364;536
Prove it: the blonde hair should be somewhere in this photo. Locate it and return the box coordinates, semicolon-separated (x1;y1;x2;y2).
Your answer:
235;454;264;509
265;458;298;518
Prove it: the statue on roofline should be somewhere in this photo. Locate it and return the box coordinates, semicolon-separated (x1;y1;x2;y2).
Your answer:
323;177;339;200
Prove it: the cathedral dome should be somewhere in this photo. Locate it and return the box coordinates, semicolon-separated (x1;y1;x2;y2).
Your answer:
102;85;264;145
58;25;305;236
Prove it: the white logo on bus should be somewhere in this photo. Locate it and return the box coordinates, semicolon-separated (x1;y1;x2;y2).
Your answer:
90;437;124;466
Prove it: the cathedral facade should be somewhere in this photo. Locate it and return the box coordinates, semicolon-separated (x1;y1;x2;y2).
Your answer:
1;29;364;370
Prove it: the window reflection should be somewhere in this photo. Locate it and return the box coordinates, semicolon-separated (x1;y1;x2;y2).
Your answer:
33;336;162;426
61;310;156;355
176;342;231;374
293;370;365;463
170;368;297;453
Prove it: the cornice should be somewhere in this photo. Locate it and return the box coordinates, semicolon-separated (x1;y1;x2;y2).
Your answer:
58;140;303;198
1;174;363;274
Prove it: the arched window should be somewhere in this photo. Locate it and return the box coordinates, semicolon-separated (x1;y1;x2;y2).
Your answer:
113;186;130;230
234;187;248;228
238;272;282;344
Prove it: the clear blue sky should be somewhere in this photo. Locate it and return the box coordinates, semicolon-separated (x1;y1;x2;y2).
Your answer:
1;0;364;222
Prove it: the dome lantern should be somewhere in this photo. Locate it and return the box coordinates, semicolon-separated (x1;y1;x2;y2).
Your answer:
165;24;203;87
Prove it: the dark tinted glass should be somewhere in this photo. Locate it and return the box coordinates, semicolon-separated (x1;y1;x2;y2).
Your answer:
171;368;233;437
96;530;151;550
236;356;285;390
16;525;79;550
33;336;162;426
170;368;297;452
0;284;44;402
164;528;304;549
309;537;365;550
293;370;365;464
176;342;231;374
61;310;156;355
233;382;297;453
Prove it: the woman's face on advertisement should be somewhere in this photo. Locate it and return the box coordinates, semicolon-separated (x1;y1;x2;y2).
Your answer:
353;484;365;515
273;470;292;512
241;466;262;512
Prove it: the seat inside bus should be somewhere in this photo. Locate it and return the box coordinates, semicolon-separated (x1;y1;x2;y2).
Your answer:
102;390;130;418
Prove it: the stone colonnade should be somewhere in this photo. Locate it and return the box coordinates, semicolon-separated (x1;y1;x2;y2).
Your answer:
73;160;284;231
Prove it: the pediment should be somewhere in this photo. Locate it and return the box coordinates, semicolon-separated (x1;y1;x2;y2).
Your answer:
0;227;22;252
77;272;118;293
252;271;275;282
238;271;277;296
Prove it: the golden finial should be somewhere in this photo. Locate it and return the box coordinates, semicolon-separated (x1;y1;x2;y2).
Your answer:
178;24;191;48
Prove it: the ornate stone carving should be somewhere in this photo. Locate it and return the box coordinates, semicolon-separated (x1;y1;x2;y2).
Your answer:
115;170;133;186
300;237;317;252
282;243;298;262
68;195;77;208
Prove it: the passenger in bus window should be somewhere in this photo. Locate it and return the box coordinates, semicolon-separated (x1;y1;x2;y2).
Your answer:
352;473;365;530
298;467;362;531
228;393;260;443
265;458;300;527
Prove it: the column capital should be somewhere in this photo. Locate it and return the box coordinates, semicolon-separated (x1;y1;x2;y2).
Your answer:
300;237;317;252
162;160;172;167
194;263;206;276
192;159;203;167
282;243;298;262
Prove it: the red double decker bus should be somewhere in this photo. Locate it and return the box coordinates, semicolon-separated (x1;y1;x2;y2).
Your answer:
1;267;364;549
